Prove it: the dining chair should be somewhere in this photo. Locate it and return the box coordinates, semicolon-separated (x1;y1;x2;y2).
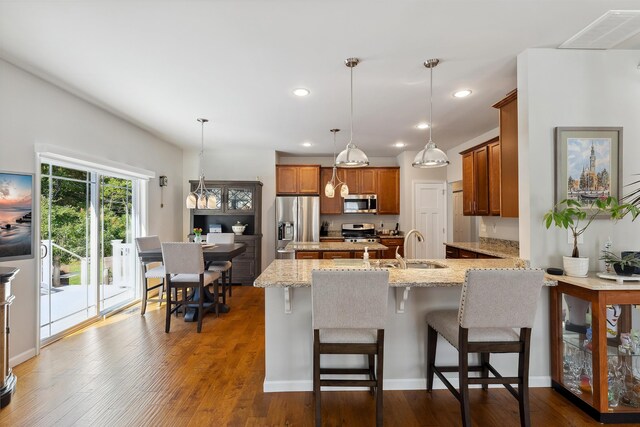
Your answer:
135;236;165;316
425;268;545;427
161;242;221;333
206;232;235;303
312;269;390;427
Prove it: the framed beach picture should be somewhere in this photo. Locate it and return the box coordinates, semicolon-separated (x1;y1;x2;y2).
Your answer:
554;127;622;211
0;171;35;261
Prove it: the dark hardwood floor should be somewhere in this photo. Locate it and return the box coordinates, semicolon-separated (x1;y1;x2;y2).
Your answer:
1;286;635;426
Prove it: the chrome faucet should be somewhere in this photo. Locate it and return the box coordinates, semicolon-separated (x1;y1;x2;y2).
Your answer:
395;229;425;269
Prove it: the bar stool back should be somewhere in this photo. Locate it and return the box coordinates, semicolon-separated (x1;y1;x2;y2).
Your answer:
312;269;389;427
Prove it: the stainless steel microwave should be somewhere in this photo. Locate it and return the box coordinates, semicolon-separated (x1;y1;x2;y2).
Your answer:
343;194;377;214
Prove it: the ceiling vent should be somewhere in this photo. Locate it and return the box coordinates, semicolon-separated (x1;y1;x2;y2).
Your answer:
559;10;640;49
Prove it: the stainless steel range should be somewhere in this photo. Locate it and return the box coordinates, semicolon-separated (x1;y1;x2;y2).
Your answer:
341;223;380;243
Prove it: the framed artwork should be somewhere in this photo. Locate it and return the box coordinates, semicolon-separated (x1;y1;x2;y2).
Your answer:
555;127;622;209
0;171;35;261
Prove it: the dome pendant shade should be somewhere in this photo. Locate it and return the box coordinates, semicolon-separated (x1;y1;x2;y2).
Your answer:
412;141;450;168
335;143;369;167
412;58;449;169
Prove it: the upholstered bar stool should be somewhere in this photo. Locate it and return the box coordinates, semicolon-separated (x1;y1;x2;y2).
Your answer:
425;268;545;427
312;269;390;427
161;243;221;333
206;232;234;302
135;236;165;315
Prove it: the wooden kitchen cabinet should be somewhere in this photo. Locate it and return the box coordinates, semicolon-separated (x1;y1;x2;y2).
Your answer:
295;251;321;260
493;90;519;218
488;140;501;216
380;237;404;259
353;250;378;259
461;138;495;216
322;251;351;259
276;165;320;195
459;249;478;259
462;152;474;216
445;245;459;259
320;167;344;214
376;168;400;215
359;169;377;194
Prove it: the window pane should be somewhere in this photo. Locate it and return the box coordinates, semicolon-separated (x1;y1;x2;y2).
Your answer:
52;165;87;181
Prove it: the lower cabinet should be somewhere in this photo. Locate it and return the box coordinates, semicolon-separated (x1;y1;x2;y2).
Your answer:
233;235;262;285
444;245;498;260
296;251;321;260
380;238;404;259
322;251;351;259
353;251;378;259
294;250;381;259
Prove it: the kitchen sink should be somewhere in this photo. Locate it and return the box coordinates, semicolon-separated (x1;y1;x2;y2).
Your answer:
377;260;447;269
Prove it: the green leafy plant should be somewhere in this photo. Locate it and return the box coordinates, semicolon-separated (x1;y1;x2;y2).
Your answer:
599;251;640;269
622;174;640;217
543;197;632;258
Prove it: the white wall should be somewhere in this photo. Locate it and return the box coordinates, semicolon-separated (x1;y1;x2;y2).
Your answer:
182;148;277;270
518;49;640;269
0;59;184;365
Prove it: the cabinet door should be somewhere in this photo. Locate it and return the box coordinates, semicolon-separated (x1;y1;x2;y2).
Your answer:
359;169;377;194
298;166;320;194
343;169;360;194
381;238;403;259
353;251;378;259
462;153;475;216
322;251;351;259
474;146;489;216
459;249;478;259
320;168;343;214
226;186;254;213
489;141;501;216
376;168;400;215
445;245;459;259
276;166;299;194
500;96;519;217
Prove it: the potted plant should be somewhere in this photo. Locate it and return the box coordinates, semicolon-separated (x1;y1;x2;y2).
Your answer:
599;251;640;276
544;197;621;277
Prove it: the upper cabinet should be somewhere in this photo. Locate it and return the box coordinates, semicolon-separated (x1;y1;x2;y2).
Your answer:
461;90;519;217
318;166;400;215
276;165;320;195
492;89;519;218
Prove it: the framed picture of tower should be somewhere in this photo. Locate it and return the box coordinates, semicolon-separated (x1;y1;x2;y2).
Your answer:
554;127;622;211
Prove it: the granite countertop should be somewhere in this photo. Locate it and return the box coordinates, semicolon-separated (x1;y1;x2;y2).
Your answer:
444;238;519;259
254;258;527;288
285;241;388;251
545;272;640;291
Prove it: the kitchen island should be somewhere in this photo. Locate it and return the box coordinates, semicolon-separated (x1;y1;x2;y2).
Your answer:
254;257;547;393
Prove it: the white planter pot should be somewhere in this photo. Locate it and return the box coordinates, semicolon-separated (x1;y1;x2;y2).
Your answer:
563;256;589;278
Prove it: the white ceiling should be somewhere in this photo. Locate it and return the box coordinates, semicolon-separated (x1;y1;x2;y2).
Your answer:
1;1;639;157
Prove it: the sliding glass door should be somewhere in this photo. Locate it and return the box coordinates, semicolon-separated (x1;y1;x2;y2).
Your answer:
40;162;140;342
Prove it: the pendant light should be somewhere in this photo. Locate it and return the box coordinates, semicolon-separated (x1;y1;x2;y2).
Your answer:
335;57;369;168
413;58;450;168
186;118;217;209
324;129;349;198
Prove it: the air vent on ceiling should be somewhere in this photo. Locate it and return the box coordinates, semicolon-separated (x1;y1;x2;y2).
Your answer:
559;10;640;49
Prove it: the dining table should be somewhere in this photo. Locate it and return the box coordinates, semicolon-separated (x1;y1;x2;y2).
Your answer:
138;242;247;318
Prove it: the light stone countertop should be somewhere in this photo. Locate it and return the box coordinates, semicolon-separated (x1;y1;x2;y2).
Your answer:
285;241;388;251
545;272;640;291
444;240;520;259
254;258;527;288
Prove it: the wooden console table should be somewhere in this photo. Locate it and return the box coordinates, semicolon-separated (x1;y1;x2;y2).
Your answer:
549;273;640;423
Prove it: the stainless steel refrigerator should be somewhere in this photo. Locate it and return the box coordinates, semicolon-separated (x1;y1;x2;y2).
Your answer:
276;196;320;259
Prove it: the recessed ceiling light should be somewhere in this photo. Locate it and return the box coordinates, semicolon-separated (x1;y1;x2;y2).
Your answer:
416;122;430;129
302;142;312;147
394;142;406;148
293;88;310;97
453;89;472;98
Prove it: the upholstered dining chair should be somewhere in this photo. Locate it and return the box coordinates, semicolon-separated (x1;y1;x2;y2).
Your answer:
135;236;165;316
206;232;235;303
425;268;545;427
312;269;390;427
161;242;221;333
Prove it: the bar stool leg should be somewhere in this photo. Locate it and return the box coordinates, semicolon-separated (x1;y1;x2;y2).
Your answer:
376;330;384;427
426;325;438;392
368;354;375;395
313;330;321;427
480;352;490;391
458;328;471;427
165;276;172;333
518;328;532;427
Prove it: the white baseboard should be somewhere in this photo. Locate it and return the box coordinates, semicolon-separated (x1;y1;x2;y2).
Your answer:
10;347;36;368
263;376;551;393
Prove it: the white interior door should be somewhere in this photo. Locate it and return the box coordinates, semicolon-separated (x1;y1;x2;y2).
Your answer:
413;183;447;259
